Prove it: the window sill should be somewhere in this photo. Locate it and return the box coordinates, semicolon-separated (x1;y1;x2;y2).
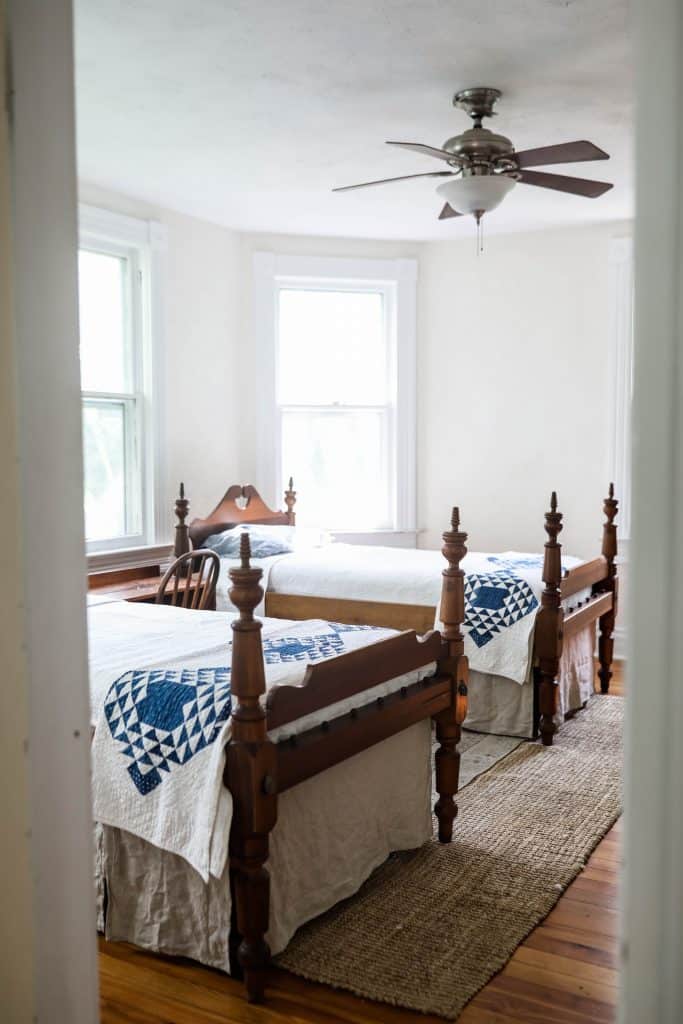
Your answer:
330;530;418;549
87;542;173;574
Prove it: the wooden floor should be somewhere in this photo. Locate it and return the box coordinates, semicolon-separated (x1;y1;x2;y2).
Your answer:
99;665;624;1024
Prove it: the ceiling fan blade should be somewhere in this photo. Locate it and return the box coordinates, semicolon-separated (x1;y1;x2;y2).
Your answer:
333;170;454;193
518;169;613;198
438;203;462;220
386;141;464;164
515;140;609;168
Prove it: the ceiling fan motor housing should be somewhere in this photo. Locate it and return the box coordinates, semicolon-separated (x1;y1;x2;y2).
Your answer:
442;126;517;174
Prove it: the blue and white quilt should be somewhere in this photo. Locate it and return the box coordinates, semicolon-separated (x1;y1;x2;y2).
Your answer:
89;605;432;882
439;551;581;685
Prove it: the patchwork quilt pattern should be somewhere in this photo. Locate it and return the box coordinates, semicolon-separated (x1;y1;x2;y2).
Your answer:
464;570;539;649
487;555;545;572
103;623;379;796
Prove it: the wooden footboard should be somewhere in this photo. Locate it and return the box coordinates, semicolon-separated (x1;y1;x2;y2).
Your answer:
532;486;619;745
224;510;469;1004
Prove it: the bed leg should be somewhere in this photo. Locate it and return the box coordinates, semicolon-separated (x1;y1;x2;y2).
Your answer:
535;492;564;747
231;838;272;1003
434;670;467;842
598;614;615;695
538;664;559;747
597;484;619;695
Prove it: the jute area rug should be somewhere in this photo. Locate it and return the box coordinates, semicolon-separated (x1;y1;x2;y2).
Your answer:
276;696;623;1019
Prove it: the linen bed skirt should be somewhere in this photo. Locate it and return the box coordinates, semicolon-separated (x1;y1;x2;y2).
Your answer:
464;624;596;739
96;719;432;971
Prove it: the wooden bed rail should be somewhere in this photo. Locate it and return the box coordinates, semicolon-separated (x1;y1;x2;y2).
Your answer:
266;630;445;731
560;556;609;600
224;508;469;1004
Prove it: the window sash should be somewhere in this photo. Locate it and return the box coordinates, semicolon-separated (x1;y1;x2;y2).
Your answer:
81;393;145;551
275;282;393;408
78;245;135;394
278;405;394;530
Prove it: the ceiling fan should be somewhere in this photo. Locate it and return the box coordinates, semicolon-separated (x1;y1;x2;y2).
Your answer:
333;87;613;227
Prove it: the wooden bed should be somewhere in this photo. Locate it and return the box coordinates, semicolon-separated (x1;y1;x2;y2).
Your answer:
179;481;618;748
217;514;468;1003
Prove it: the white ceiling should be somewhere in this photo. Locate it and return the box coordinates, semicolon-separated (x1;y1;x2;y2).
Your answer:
74;0;633;240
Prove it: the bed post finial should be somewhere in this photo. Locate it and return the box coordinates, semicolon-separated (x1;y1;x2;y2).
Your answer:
434;506;469;843
598;484;619;694
239;530;252;570
174;483;191;570
284;476;296;525
535;492;564;746
226;539;277;1003
441;507;467;654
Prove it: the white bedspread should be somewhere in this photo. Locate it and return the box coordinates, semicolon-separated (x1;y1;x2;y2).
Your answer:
216;545;584;686
88;603;435;883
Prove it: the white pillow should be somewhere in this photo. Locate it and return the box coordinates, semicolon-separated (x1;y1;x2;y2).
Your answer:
249;524;332;550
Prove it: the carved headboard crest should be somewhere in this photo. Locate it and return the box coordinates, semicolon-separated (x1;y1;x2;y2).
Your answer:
187;480;296;549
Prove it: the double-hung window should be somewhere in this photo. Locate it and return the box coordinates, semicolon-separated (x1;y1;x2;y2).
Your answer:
78;206;164;552
255;254;417;536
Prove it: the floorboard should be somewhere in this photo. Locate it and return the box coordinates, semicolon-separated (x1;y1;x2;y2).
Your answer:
99;662;624;1023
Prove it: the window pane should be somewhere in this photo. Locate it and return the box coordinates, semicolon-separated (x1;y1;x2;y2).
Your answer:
282;409;390;529
278;289;387;405
78;249;130;392
82;401;139;541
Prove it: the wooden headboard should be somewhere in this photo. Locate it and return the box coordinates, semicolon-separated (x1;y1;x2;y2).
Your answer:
186;480;297;549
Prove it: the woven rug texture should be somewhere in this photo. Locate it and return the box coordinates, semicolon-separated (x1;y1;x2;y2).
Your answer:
276;696;623;1019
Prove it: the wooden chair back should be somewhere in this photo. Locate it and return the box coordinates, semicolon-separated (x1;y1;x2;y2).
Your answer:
155;549;220;610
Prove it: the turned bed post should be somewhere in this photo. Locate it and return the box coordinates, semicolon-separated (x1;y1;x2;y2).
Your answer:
597;483;619;694
225;534;277;1003
284;476;296;525
434;507;469;843
535;492;564;747
174;483;191;575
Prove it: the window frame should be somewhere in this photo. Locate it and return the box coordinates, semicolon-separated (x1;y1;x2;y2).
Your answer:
254;252;417;538
78;204;167;554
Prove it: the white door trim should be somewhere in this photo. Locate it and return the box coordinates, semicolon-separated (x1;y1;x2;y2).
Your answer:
8;1;99;1020
621;0;683;1019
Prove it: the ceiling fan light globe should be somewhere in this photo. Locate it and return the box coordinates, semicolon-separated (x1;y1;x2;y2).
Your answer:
436;174;516;216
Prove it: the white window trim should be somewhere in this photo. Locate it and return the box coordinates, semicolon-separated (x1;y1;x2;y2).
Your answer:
79;203;167;556
253;252;417;539
607;235;634;545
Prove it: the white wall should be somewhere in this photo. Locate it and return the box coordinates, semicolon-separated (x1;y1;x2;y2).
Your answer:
75;191;632;576
78;183;242;532
418;222;632;560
